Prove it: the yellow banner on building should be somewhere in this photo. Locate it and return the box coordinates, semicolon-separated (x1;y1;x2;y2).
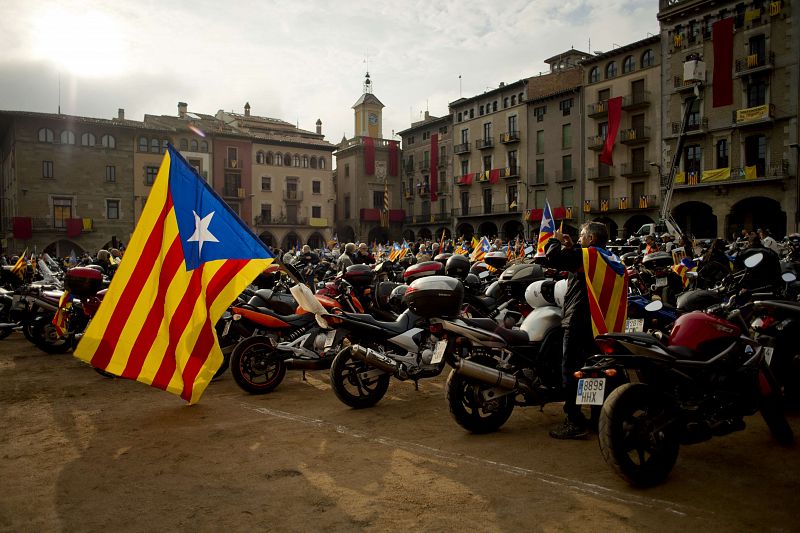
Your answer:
700;168;731;182
736;104;772;123
82;218;93;231
309;217;328;227
745;165;758;179
675;171;685;184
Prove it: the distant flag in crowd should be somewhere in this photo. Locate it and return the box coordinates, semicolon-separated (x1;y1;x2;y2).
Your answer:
672;257;697;288
439;229;446;253
388;242;402;262
471;236;491;263
536;200;556;255
398;240;410;260
583;246;628;337
11;249;27;279
74;146;274;404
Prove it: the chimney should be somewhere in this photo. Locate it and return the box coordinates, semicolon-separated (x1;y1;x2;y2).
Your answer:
118;108;125;120
244;102;251;117
315;118;322;134
424;110;430;120
178;102;188;118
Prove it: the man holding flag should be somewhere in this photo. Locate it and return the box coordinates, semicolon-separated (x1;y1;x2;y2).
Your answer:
545;221;627;439
74;146;274;404
536;200;556;256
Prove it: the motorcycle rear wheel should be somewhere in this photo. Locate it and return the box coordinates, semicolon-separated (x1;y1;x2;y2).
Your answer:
599;383;680;487
329;346;390;409
230;336;286;394
445;356;515;434
30;314;72;354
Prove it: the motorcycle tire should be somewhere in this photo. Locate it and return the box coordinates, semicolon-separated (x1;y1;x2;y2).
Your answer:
758;370;795;445
598;383;680;487
0;327;13;340
230;336;286;394
30;314;72;354
212;352;230;381
445;355;515;434
329;346;390;409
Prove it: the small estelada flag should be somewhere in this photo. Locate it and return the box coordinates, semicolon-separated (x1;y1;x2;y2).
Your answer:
583;246;628;337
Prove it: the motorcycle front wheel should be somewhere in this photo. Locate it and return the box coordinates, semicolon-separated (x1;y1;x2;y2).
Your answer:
329;346;390;409
445;356;515;434
230;336;286;394
30;314;72;354
599;383;680;487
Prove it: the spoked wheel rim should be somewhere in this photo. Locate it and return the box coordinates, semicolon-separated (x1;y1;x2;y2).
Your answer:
459;379;506;421
237;342;282;387
338;352;384;400
619;406;670;467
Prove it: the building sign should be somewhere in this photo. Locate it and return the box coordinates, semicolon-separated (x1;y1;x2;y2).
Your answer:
735;104;773;123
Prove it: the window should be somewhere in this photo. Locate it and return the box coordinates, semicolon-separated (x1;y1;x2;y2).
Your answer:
82;132;96;146
503;97;509;108
458;112;463;122
138;136;148;151
344;164;349;177
641;49;655;67
42;160;54;179
53;197;72;228
492;101;498;112
38;128;54;142
483;122;492;140
534;106;546;122
687;99;701;128
180;138;188;150
589;67;599;83
275;152;283;166
344;195;351;219
631;79;645;104
373;191;384;208
507;150;518;170
267;152;274;165
312;180;321;194
535;159;545;184
716;139;729;168
105;165;116;182
622;55;635;73
749;34;766;64
508;115;517;133
598;185;611;203
469;109;474;119
684;144;702;174
482;189;493;214
260;204;272;223
261;176;271;191
200;141;208;153
605;62;617;79
632;147;646;173
439;198;447;215
559;98;573;116
483;155;492;173
101;134;116;149
562;186;574;207
190;139;198;151
302;155;308;168
145;166;158;185
161;139;168;153
283;154;291;166
534;190;546;209
562;155;572;180
293;154;300;167
598;121;609;139
460;191;470;215
518;92;523;103
440;145;447;159
631;182;645;203
507;185;517;209
745;135;767;176
747;78;767;107
227;147;238;162
60;130;75;145
536;130;544;154
511;95;517;106
256;151;265;164
312;205;322;218
106;199;120;219
319;157;325;169
598;88;611;102
479;105;484;116
408;135;415;145
224;173;241;197
461;129;469;144
150;138;160;153
562;124;571;149
460;159;469;176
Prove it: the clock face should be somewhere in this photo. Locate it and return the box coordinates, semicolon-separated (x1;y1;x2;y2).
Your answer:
368;113;378;125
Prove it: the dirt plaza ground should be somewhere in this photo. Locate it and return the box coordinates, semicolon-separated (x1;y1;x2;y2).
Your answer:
1;333;799;532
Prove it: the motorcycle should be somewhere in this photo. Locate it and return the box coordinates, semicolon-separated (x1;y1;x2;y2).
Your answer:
578;252;795;486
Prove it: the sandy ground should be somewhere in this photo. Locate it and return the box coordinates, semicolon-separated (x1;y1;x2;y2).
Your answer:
1;333;799;532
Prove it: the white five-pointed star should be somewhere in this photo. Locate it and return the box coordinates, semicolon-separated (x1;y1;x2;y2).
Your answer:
187;210;219;256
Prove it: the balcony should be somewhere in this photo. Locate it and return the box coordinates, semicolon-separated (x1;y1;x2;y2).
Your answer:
554;169;575;183
501;166;520;179
404;161;414;174
405;212;452;225
403;187;414;200
733;103;775;127
224;158;240;169
476;137;494;150
671;117;708;136
254;215;310;227
587;167;615;181
453;203;520;218
735;51;775;76
620;126;650;145
453;142;471;154
587;134;607;151
587;100;608;118
283;190;303;202
223;186;246;198
417;184;430;197
500;131;520;144
418;160;430;170
586;194;658;213
675;160;790;188
622;91;651;110
620;161;650;178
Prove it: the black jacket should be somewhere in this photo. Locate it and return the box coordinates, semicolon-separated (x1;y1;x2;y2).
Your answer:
545;238;591;330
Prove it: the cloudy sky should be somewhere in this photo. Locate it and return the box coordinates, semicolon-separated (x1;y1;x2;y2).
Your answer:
1;0;658;145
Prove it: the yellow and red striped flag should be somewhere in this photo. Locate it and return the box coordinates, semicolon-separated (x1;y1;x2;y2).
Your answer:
11;249;27;280
74;146;274;403
52;290;73;337
583;246;628;337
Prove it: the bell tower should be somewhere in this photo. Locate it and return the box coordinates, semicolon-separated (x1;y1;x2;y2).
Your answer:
353;72;384;139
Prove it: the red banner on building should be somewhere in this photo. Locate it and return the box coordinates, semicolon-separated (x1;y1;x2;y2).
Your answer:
599;96;623;166
712;18;734;107
430;134;439;201
489;168;500;184
12;217;32;240
363;136;375;175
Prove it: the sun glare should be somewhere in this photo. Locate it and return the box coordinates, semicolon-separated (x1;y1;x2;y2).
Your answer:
32;8;127;78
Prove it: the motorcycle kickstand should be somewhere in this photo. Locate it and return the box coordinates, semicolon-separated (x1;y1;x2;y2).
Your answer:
414;380;419;391
302;370;307;381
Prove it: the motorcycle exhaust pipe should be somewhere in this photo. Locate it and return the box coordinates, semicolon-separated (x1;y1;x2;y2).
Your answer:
285;358;328;370
350;344;398;373
452;357;531;393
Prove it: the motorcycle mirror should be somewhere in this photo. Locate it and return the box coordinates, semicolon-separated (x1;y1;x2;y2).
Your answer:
743;252;763;269
782;272;797;283
644;300;664;312
478;270;490;279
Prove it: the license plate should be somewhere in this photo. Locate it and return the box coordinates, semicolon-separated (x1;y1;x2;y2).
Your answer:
625;318;644;332
221;319;231;337
764;346;774;366
430;340;448;365
324;330;336;349
576;378;606;405
655;276;668;288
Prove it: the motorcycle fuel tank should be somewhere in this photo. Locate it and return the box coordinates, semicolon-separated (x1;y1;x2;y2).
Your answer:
669;311;741;353
520;305;562;342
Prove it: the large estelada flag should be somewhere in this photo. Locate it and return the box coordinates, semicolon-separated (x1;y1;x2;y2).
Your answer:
471;236;490;263
74;146;274;403
582;246;628;337
536;200;555;255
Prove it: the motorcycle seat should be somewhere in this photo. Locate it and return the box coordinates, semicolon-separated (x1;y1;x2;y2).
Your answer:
462;317;529;346
342;312;413;335
461;317;498;331
602;331;699;360
238;304;312;326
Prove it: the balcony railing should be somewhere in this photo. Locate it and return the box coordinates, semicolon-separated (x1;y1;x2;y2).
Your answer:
620;126;650;144
587;134;607;150
587;100;608;118
735;51;775;74
223;186;245;198
585;195;658;213
283;190;303;202
417;184;430;197
418;160;430;170
404;161;415;173
587;167;615;181
620;161;650;177
500;131;520;143
675;160;790;187
453;203;519;217
254;215;309;226
453;142;471;154
671;117;708;135
224;158;240;169
622;91;651;109
476;138;494;149
501;166;520;179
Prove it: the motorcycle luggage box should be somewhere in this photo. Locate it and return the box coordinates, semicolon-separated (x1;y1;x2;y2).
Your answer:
642;251;674;270
404;275;464;318
498;263;545;300
64;267;103;298
484;251;507;269
402;261;443;283
344;264;375;287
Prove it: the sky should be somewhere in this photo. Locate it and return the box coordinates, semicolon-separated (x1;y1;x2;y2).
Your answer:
1;0;659;146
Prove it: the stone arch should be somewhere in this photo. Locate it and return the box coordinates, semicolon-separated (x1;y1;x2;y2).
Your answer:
339;225;356;244
282;232;301;251
258;231;275;248
456;223;474;241
624;214;655;239
673;201;717;239
402;229;415;242
367;226;389;244
434;227;452;241
43;239;86;258
477;221;498;238
417;227;433;240
307;231;325;249
727;196;786;240
590;216;619;240
501;220;524;241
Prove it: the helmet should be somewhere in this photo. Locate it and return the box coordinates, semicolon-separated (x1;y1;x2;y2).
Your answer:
525;279;557;308
388;284;409;314
85;264;105;275
553;279;568;307
434;252;452;268
445;254;470;280
463;273;481;291
470;262;488;276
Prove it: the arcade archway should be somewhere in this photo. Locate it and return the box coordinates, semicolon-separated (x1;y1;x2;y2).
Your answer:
624;214;655;239
367;226;389;244
727;196;786;240
673;201;717;239
478;221;498;238
501;220;524;241
456;223;474;241
590;216;619;239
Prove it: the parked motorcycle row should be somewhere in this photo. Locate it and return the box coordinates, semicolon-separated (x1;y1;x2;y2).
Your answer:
5;242;800;488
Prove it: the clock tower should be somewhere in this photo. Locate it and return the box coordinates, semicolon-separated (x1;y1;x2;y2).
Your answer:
353;72;384;139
